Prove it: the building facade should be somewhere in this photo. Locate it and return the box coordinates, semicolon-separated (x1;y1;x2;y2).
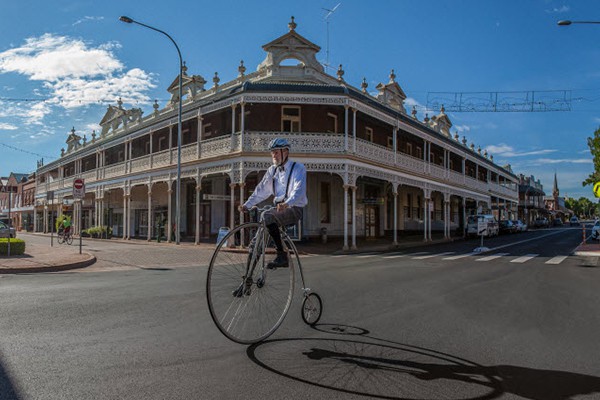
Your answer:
517;174;546;226
34;18;519;249
0;172;35;231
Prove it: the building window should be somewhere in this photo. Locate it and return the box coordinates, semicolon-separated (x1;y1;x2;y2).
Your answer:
203;123;213;138
407;193;412;218
365;127;373;142
282;106;301;132
387;137;394;149
158;137;167;152
326;112;338;133
416;146;422;159
406;142;413;156
320;181;331;223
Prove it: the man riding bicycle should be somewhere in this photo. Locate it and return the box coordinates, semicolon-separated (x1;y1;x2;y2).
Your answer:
238;138;307;269
61;217;72;236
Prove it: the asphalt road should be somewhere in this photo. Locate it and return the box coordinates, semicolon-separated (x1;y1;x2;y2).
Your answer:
0;227;599;399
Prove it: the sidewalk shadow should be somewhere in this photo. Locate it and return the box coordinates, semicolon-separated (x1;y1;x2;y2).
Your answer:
247;324;600;400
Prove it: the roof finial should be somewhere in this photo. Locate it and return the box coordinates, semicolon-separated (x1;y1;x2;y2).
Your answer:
213;72;220;89
117;97;123;109
238;60;246;79
440;104;445;114
361;77;368;93
336;64;345;82
182;62;188;75
288;16;297;31
411;106;417;119
389;69;396;83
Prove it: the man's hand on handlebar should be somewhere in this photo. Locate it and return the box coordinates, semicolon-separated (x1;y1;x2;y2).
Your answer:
238;204;248;213
276;203;289;212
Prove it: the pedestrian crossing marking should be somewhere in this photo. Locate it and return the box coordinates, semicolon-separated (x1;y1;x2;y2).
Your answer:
510;254;539;263
413;252;455;259
404;252;430;257
546;255;568;264
357;254;378;258
382;254;406;259
476;253;510;262
443;253;474;260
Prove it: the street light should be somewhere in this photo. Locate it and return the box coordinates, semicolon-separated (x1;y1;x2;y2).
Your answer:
557;20;600;26
120;16;183;244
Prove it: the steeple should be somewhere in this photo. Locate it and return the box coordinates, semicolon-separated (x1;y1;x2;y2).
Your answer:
552;172;559;198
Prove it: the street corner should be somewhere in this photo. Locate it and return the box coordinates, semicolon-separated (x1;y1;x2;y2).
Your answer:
0;252;96;274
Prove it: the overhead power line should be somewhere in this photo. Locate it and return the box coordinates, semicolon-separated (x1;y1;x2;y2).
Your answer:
0;143;56;160
426;90;572;112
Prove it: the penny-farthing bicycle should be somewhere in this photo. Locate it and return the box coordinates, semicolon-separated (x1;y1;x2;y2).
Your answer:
206;206;322;344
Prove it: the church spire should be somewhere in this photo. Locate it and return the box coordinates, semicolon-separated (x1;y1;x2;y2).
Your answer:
552;172;559;198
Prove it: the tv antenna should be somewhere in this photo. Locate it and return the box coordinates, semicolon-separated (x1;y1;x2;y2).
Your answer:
322;3;341;71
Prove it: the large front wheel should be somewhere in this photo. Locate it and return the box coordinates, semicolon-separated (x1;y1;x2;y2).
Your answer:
206;223;295;344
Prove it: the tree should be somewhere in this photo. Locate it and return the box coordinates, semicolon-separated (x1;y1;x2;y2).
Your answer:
583;127;600;187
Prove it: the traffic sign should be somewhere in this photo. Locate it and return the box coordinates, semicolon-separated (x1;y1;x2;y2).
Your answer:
73;178;85;199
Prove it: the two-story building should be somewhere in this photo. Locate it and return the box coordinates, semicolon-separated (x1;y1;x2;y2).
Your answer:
517;174;546;226
34;18;519;249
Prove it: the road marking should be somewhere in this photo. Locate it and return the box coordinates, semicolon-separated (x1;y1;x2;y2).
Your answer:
546;255;568;264
356;254;378;258
330;255;348;258
443;253;474;260
476;253;510;262
382;254;406;259
413;252;455;259
403;252;430;257
510;254;539;263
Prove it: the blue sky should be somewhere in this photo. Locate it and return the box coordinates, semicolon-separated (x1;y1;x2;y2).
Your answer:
0;0;598;200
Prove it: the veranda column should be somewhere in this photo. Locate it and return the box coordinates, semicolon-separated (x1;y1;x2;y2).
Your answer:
230;103;237;152
240;101;245;149
444;199;449;239
147;189;152;241
343;185;349;251
429;198;433;241
344;104;349;151
167;187;173;242
393;191;398;246
127;194;132;240
195;185;201;245
393;128;398;164
423;196;428;242
239;182;246;247
122;193;128;240
43;205;47;233
352;108;357;153
462;197;467;238
351;186;357;250
229;183;236;229
33;207;38;233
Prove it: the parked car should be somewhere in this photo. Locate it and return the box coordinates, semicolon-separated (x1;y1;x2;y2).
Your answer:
533;217;549;228
553;218;564;227
592;221;600;240
514;220;528;232
569;217;580;226
466;215;499;237
0;221;16;238
499;220;517;234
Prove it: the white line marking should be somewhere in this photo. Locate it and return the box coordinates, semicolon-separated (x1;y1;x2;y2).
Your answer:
413;252;455;260
443;253;474;260
510;254;539;263
404;252;430;257
382;254;406;259
476;253;510;262
330;255;348;258
356;254;378;258
546;255;568;265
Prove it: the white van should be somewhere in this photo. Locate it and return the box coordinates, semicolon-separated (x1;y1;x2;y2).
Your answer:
466;215;499;237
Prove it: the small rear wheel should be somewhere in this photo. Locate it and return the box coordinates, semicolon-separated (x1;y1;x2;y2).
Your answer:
66;234;73;245
57;234;65;245
301;293;322;326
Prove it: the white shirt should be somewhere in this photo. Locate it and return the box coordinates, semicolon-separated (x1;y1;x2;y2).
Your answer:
244;159;308;208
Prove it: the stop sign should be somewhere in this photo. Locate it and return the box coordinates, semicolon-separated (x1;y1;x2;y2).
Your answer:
73;178;85;199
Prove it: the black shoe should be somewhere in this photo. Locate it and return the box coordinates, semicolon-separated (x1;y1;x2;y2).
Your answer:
267;252;289;269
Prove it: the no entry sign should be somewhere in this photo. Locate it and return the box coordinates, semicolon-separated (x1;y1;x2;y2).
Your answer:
73;178;85;199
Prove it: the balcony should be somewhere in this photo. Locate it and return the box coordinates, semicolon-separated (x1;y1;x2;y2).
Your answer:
36;131;517;200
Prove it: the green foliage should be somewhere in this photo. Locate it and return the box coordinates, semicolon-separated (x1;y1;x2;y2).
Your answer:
0;238;26;255
583;126;600;188
81;226;111;238
565;196;598;218
55;215;72;232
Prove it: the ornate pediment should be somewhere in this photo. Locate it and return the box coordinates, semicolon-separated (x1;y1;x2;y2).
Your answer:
428;105;452;137
167;63;207;104
257;17;324;74
65;127;82;153
99;98;143;136
376;70;407;113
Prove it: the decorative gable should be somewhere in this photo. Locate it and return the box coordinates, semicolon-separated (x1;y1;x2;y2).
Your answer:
376;70;407;113
167;63;207;105
65;127;82;153
257;17;324;75
428;105;452;137
99;98;143;136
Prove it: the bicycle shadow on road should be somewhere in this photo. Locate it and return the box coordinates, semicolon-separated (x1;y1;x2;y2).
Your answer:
247;324;600;400
0;352;21;400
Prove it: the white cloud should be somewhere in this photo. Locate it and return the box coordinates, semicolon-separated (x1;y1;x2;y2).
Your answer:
0;123;18;130
73;16;104;26
0;34;155;125
454;124;471;133
484;143;557;157
546;5;570;13
533;158;591;165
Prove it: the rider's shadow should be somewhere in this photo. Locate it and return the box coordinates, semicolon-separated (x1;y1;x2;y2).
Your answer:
247;325;600;400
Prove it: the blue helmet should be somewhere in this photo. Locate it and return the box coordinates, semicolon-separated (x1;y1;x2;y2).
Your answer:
268;138;291;151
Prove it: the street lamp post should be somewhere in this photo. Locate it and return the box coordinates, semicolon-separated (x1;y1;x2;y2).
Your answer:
558;20;600;26
120;16;183;245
